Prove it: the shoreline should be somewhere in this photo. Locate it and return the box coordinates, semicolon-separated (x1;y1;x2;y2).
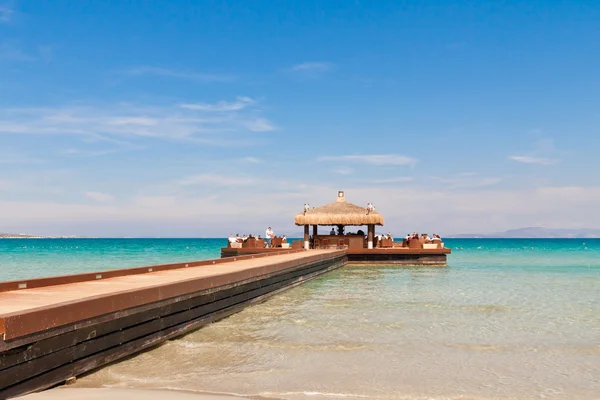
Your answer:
20;387;279;400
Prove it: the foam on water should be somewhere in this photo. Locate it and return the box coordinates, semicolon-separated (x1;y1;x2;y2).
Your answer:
2;239;599;399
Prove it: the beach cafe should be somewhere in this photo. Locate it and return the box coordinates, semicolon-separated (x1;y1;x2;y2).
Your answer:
295;191;386;250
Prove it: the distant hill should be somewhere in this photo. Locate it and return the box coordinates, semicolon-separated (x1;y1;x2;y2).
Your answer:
448;227;600;239
0;233;84;239
0;233;49;239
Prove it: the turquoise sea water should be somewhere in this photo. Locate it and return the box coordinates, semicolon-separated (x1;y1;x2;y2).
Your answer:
3;239;600;399
1;238;599;281
0;238;225;281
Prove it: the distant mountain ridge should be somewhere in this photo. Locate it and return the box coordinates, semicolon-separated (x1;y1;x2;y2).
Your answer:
448;227;600;239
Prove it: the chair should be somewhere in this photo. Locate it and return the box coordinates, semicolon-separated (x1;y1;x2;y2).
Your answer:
321;238;329;248
313;239;320;249
408;239;423;249
338;238;345;248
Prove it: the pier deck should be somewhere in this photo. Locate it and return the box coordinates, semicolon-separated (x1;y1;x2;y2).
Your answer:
0;249;346;399
0;249;341;340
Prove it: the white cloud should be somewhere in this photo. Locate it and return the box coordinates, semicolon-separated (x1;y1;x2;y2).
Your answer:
124;66;234;83
3;183;600;237
177;173;255;186
291;62;333;72
509;155;558;165
181;97;254;112
319;154;417;166
85;191;115;203
333;167;353;175
245;118;276;132
0;99;276;146
107;117;158;126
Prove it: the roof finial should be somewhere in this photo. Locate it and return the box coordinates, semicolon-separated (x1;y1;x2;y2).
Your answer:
337;190;345;202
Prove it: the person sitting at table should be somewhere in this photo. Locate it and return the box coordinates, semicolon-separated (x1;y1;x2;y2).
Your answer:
228;234;237;244
282;235;287;243
330;228;335;235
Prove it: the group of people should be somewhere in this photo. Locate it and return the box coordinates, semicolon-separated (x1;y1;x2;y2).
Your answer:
228;227;287;248
404;232;442;243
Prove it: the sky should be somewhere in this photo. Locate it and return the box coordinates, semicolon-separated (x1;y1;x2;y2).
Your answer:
1;1;600;237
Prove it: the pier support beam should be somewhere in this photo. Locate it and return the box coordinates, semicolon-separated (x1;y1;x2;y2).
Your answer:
304;224;309;250
367;224;374;249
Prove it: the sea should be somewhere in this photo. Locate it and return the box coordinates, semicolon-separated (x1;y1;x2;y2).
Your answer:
1;238;599;399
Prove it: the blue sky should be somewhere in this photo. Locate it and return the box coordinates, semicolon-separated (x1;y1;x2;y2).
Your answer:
1;1;599;237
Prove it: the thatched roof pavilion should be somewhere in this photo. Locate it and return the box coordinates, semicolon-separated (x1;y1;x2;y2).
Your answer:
295;191;384;249
294;192;384;226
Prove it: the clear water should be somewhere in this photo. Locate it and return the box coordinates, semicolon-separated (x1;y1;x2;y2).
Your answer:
2;239;599;399
0;238;225;281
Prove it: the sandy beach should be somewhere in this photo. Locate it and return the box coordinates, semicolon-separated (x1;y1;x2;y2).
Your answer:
20;388;268;400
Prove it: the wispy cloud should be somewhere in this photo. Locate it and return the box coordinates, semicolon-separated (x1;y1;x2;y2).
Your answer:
245;118;276;132
510;137;561;165
318;154;417;166
181;96;254;112
177;173;255;186
0;5;13;23
430;174;503;189
291;62;333;72
509;155;558;165
85;191;115;203
373;177;414;183
333;167;353;175
123;66;235;83
0;97;276;146
0;150;44;164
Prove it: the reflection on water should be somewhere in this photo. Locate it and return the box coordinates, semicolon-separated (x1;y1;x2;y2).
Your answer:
74;242;600;400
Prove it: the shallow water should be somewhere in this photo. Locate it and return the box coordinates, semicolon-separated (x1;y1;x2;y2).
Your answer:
46;239;600;400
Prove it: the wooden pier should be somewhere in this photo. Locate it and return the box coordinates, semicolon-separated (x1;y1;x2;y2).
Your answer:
0;249;346;399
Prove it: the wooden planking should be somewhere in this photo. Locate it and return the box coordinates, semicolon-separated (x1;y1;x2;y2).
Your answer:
0;251;344;340
0;255;346;398
0;256;342;371
0;249;307;294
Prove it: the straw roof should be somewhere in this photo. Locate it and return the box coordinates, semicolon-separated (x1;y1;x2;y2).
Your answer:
294;193;384;226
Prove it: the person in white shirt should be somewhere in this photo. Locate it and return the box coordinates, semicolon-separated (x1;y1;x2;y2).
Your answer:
366;202;375;214
265;227;274;248
228;234;237;244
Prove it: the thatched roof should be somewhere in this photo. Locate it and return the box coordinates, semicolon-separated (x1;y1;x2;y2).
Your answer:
294;192;384;226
